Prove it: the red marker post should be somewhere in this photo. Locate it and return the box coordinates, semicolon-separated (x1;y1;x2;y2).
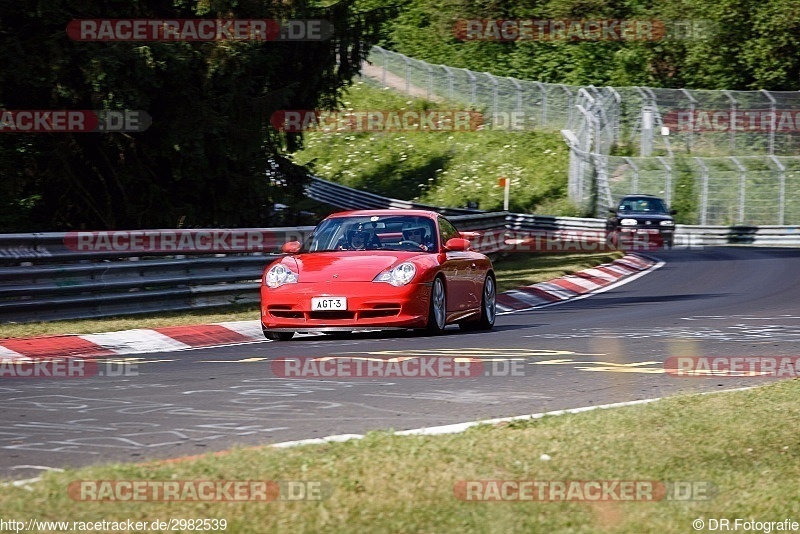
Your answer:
498;177;510;211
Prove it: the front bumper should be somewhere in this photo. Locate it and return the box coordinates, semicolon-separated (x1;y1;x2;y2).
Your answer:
616;227;673;248
261;281;432;331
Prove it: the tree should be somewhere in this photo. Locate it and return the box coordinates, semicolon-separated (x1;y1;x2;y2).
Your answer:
0;0;393;230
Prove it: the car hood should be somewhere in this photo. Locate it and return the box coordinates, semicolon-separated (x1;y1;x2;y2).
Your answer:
289;251;425;283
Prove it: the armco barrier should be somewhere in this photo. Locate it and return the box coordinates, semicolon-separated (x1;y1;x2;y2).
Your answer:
0;213;506;324
0;228;313;323
1;213;798;324
305;176;481;216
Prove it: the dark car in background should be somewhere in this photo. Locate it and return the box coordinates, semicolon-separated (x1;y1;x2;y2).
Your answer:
606;194;676;249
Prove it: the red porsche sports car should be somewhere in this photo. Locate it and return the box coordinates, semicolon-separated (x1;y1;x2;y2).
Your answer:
260;209;496;341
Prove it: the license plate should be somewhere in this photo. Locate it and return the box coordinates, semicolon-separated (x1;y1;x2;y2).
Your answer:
311;297;347;311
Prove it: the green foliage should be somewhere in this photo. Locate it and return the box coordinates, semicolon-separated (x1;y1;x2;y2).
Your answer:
379;0;800;90
292;81;572;213
0;0;395;231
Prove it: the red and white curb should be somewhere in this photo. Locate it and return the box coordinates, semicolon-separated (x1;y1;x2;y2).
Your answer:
0;321;266;362
496;254;658;313
0;254;658;361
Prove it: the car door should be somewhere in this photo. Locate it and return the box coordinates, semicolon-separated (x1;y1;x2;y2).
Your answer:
437;216;476;312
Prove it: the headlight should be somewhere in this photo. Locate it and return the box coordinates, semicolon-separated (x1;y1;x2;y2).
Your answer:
265;263;298;288
660;220;675;226
374;262;416;286
620;218;638;226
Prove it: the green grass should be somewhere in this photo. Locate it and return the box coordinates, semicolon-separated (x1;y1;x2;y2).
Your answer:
2;380;798;532
1;251;622;339
290;81;578;215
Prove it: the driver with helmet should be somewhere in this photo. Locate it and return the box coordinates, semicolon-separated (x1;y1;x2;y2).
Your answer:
402;225;434;251
337;224;380;250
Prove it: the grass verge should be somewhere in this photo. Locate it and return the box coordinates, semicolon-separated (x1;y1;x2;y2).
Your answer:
290;80;577;215
2;380;798;532
0;251;624;339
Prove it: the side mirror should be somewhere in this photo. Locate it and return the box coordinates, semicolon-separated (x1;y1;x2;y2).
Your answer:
281;241;302;254
609;208;617;215
670;209;678;215
444;237;470;252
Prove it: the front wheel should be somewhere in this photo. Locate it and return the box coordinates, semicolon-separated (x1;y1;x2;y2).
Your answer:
263;330;294;341
425;277;447;335
460;275;496;331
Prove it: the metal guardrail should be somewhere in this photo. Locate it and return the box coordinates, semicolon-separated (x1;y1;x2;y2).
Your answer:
306;176;481;216
0;228;314;324
0;212;508;324
2;174;798;325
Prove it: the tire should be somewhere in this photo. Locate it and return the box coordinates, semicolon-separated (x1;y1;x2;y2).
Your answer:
425;276;447;335
323;331;352;338
460;274;496;331
263;330;294;341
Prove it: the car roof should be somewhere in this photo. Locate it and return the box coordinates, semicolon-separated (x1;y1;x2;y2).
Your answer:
620;194;663;200
325;209;440;220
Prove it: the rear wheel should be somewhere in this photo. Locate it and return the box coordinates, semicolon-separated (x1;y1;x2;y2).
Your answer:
460;275;496;331
263;330;294;341
425;276;447;335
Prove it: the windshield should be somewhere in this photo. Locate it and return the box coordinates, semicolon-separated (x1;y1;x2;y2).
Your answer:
618;197;669;214
307;215;438;253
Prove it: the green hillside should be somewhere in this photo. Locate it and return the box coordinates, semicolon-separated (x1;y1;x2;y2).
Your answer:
291;80;577;215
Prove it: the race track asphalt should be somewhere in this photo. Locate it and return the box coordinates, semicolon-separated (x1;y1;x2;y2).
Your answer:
2;247;799;480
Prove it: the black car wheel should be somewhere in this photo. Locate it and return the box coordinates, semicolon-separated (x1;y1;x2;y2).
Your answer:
263;330;294;341
460;275;496;331
425;276;447;335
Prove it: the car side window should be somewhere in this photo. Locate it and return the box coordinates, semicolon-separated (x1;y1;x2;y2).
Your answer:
438;217;459;246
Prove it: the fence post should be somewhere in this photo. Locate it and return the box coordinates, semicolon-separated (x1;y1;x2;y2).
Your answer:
634;87;653;156
466;69;477;106
378;46;387;87
657;156;673;206
723;90;737;154
760;89;777;156
730;156;746;224
560;85;573;125
427;63;434;100
606;86;621;147
441;65;454;102
769;155;786;225
403;55;411;95
695;158;709;225
594;154;612;215
679;89;698;154
534;82;547;128
624;157;640;194
485;72;499;123
509;77;523;128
